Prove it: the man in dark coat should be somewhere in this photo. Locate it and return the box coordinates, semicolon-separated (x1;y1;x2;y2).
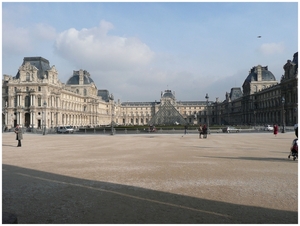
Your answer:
14;124;23;147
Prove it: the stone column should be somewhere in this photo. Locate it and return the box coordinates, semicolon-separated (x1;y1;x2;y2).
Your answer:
33;111;36;128
5;111;8;127
17;95;20;106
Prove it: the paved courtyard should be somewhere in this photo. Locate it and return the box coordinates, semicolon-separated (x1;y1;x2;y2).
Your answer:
2;131;298;223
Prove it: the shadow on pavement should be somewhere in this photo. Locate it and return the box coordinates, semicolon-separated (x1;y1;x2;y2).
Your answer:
2;164;297;224
203;156;297;163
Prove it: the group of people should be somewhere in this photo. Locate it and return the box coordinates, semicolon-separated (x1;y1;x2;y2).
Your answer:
198;124;208;139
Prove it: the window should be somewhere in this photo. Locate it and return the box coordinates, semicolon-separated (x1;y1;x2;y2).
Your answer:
25;96;30;107
38;97;41;106
26;73;30;81
38;86;41;91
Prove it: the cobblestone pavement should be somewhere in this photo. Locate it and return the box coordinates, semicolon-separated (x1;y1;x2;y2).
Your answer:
2;132;298;223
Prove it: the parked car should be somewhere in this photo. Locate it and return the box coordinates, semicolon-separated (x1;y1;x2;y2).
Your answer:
264;125;274;131
57;126;74;134
222;126;240;133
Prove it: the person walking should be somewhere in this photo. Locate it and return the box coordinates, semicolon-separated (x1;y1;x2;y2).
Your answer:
198;124;203;139
203;124;207;138
184;125;188;135
14;124;23;147
273;124;278;137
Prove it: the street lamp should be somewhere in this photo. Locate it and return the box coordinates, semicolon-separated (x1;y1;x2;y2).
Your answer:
254;110;256;129
110;94;114;135
205;93;210;133
43;101;47;135
282;97;286;133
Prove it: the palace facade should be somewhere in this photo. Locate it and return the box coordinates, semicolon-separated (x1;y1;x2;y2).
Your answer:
2;53;298;130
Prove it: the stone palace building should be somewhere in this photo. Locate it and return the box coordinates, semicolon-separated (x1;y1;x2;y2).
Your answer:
2;52;298;130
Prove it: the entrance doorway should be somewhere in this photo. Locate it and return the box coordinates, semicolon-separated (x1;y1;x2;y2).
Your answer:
25;113;30;128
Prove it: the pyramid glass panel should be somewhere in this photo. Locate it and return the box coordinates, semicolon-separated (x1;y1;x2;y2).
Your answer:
149;100;187;125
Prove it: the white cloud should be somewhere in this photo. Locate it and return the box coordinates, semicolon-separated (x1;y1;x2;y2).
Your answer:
259;42;285;55
54;20;155;72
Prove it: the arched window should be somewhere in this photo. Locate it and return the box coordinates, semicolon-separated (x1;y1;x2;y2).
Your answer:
26;73;30;81
38;96;41;106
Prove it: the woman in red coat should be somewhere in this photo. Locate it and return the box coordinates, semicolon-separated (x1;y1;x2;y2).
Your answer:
273;124;278;136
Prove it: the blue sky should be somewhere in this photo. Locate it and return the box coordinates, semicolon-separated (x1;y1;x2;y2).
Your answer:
2;2;298;102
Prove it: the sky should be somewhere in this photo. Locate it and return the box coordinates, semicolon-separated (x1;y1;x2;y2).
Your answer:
2;2;298;102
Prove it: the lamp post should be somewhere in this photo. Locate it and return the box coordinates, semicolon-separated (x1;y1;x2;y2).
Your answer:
205;93;209;133
43;101;47;135
110;94;114;135
282;97;285;133
254;110;256;129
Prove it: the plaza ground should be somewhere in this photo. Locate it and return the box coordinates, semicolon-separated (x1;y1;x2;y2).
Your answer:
2;131;298;223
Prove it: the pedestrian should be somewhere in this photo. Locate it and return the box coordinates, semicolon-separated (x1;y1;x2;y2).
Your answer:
184;125;188;135
203;124;207;138
198;124;203;139
273;124;278;137
14;124;23;147
294;123;298;138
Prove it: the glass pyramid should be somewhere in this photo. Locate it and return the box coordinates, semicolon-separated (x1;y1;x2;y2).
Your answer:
149;100;187;125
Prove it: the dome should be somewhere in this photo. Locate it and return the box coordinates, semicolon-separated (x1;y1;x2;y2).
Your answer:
244;66;276;83
161;90;175;99
66;70;94;85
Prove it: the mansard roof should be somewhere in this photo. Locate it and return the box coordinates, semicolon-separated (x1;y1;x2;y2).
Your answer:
230;87;243;101
244;65;276;83
97;90;110;102
161;90;175;99
15;57;51;79
66;70;95;85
